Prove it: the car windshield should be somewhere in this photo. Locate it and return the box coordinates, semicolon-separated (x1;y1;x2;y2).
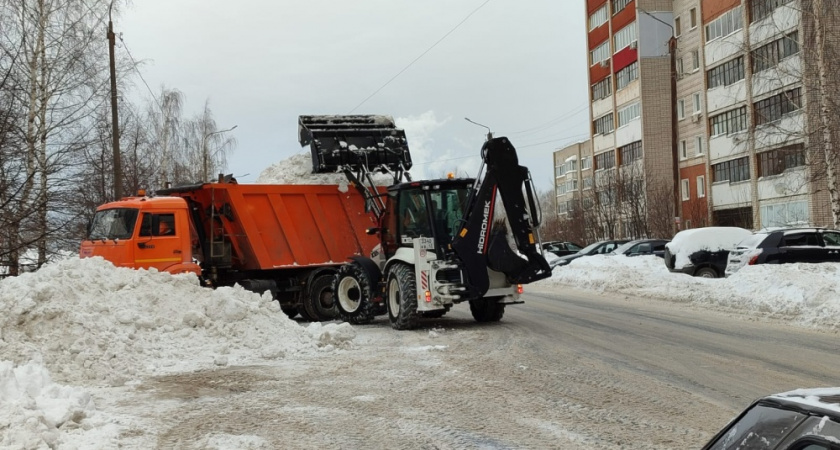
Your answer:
578;241;604;255
88;208;139;240
611;241;639;255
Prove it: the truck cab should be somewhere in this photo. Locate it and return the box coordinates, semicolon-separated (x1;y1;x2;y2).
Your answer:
79;196;201;276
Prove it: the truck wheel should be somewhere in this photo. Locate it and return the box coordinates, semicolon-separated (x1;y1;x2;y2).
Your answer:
386;263;418;330
304;274;338;321
470;296;505;322
333;263;376;325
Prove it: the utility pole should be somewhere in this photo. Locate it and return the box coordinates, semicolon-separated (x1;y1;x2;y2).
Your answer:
108;0;122;199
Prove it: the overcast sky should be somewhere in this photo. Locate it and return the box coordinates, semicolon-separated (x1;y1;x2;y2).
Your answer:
119;1;590;189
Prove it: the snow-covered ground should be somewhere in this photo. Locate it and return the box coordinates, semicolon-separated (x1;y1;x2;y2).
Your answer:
1;254;837;447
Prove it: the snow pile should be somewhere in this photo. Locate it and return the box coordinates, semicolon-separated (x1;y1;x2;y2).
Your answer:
0;361;95;449
0;257;346;386
256;152;395;187
666;227;752;269
538;255;840;330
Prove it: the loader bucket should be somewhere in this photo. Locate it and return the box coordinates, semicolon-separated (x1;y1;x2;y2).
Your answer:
298;115;412;174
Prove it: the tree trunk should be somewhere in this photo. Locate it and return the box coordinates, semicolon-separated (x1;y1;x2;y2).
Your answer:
813;0;840;228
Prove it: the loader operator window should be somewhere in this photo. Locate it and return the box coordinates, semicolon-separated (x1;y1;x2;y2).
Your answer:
430;189;468;244
399;190;431;240
139;213;176;237
88;208;139;240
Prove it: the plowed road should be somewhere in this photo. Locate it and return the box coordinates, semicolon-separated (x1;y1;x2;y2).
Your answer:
126;286;840;449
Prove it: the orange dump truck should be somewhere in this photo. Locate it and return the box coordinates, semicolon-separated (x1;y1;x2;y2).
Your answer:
79;178;379;320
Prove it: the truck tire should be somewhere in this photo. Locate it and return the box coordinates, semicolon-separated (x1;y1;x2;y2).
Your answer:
469;296;505;322
281;306;298;319
333;262;377;325
304;274;338;321
386;263;419;330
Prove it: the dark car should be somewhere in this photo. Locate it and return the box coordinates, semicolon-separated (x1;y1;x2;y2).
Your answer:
725;227;840;276
703;388;840;449
663;227;752;278
609;239;669;258
551;239;630;268
542;241;583;257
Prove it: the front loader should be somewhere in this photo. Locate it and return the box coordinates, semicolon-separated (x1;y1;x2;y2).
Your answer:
299;115;552;330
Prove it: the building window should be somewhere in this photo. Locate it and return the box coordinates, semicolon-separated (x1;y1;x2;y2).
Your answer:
615;61;639;90
750;0;793;24
591;41;610;66
712;156;751;183
690;8;698;28
677;100;685;120
757;144;806;177
696;136;705;155
754;87;802;125
692;50;700;71
760;200;808;228
592;77;612;101
751;31;799;73
565;158;578;173
710;106;748;136
555;164;565;177
595;150;616;171
693;92;702;113
706;6;743;42
675;17;682;37
707;57;745;88
614;22;637;52
681;179;690;200
677;58;685;75
589;5;609;30
617;102;640;127
613;0;632;15
619;141;642;165
680;140;688;160
582;156;592;170
697;176;706;198
566;178;579;192
583;176;593;189
593;113;614;135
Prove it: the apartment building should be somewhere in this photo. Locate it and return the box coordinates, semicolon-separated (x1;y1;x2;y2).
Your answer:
562;0;835;237
553;140;592;218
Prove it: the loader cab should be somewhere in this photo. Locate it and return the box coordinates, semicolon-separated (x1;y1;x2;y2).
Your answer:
381;179;472;258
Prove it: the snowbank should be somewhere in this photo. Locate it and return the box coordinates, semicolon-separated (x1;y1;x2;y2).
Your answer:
537;255;840;330
0;257;351;387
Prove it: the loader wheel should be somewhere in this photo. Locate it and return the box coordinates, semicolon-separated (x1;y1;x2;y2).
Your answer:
333;263;377;325
304;274;338;321
386;263;419;330
469;296;506;322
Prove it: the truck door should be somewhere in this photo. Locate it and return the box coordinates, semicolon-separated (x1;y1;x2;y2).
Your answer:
135;212;185;271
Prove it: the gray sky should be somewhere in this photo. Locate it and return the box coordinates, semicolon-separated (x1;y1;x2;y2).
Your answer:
119;0;590;190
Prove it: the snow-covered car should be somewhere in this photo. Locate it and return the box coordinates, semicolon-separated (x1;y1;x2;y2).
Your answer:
702;387;840;449
663;227;752;278
725;227;840;276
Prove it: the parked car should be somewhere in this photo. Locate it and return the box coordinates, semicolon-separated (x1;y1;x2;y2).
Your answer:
609;239;670;258
551;239;630;268
664;227;752;278
702;387;840;449
725;227;840;276
542;241;583;258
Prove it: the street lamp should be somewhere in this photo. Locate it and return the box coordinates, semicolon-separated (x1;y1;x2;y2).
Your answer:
202;125;237;182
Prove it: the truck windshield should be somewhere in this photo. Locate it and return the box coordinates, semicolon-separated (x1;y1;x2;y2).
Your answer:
88;208;139;240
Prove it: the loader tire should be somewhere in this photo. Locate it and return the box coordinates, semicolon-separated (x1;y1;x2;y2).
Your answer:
333;263;377;325
469;296;505;322
386;263;419;330
304;274;338;321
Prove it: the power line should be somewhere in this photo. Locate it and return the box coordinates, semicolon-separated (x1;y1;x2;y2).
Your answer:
505;102;590;136
348;0;492;113
517;133;591;149
118;34;161;110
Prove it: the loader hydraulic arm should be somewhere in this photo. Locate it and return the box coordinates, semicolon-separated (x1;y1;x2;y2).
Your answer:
450;137;551;296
